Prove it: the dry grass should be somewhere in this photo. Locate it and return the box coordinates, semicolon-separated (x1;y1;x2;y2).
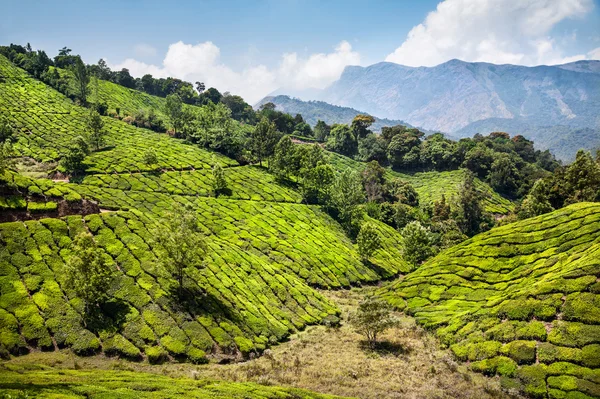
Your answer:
0;288;521;399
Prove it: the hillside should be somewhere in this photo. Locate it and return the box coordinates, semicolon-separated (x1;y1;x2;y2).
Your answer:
255;95;414;132
0;52;411;364
311;59;600;160
380;202;600;398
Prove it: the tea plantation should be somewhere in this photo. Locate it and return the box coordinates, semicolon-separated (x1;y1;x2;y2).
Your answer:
380;202;600;398
0;366;347;398
327;152;514;215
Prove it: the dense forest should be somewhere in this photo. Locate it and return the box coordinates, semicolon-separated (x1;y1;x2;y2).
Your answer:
1;42;599;399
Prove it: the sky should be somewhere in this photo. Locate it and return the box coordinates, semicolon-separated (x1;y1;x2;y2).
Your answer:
2;0;600;103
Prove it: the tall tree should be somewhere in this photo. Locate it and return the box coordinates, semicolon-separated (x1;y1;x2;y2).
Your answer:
350;297;399;349
455;171;489;236
165;94;184;134
314;120;331;142
152;205;206;298
329;168;365;232
211;161;227;196
357;222;382;261
65;232;115;313
271;135;296;180
351;114;375;140
251;117;279;166
326;124;357;157
362;160;386;203
86;109;106;151
71;56;90;105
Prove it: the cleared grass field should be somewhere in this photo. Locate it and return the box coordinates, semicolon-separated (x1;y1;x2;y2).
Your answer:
380;202;600;398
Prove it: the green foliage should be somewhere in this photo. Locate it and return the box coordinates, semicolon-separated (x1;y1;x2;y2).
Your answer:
380;203;600;398
400;221;434;267
70;56;89;104
211;161;227;196
142;149;158;168
151;205;206;296
350;296;399;348
164;94;184;133
326;124;357;157
328;168;365;232
357;222;382;261
65;232;115;311
251;117;280;166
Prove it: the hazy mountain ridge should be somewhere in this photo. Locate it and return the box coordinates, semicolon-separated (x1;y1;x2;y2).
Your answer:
254;95;416;132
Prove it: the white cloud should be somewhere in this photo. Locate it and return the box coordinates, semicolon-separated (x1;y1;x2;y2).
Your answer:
133;44;157;58
588;47;600;59
110;40;359;104
386;0;595;67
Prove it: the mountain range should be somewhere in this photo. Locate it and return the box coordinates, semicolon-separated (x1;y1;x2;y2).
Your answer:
260;59;600;161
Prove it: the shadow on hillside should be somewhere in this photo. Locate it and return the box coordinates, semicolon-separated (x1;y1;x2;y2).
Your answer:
165;284;241;326
84;299;130;334
363;259;393;278
359;340;411;356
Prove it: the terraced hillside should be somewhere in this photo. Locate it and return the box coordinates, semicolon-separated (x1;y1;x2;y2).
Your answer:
0;52;410;365
0;366;346;398
0;55;234;171
328;152;514;215
380;202;600;398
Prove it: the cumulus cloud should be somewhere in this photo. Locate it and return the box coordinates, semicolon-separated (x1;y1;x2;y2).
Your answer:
110;40;359;104
386;0;595;66
133;44;157;58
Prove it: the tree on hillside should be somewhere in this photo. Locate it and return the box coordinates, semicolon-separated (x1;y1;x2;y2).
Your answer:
0;141;14;177
142;149;158;169
71;56;90;105
326;124;357;157
271;135;296;180
165;94;184;134
454;171;490;236
302;162;335;204
314;120;331;142
152;205;207;298
351;114;375;140
387;132;421;170
386;179;419;207
251;117;279;166
329;168;365;233
565;150;600;203
489;153;521;197
60;144;86;175
362;160;387;203
211;161;228;196
86;109;106;151
65;232;116;314
0;118;13;142
518;179;554;219
357;222;382;262
401;221;434;267
350;297;399;349
358;134;388;164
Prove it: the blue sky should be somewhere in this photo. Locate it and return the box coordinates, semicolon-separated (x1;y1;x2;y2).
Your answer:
2;0;599;102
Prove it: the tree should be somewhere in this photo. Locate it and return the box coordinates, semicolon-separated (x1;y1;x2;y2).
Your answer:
165;94;184;134
271;135;296;180
357;222;382;261
65;232;115;313
455;171;490;236
326;124;357;157
0;141;14;177
71;56;89;104
329;168;365;231
401;221;434;267
387;133;421;170
302;162;335;204
350;297;399;349
351;114;375;140
86;109;106;151
116;68;135;88
0;117;13;142
314;120;330;142
518;179;554;219
212;161;227;196
152;205;207;297
432;194;451;222
251;117;279;166
463;143;495;179
362;160;386;203
489;153;521;197
565;150;600;203
195;81;205;93
386;179;419;207
358;134;387;164
142;149;158;168
60;144;86;175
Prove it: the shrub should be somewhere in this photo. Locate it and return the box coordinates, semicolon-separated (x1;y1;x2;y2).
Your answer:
350;296;398;348
146;345;168;364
